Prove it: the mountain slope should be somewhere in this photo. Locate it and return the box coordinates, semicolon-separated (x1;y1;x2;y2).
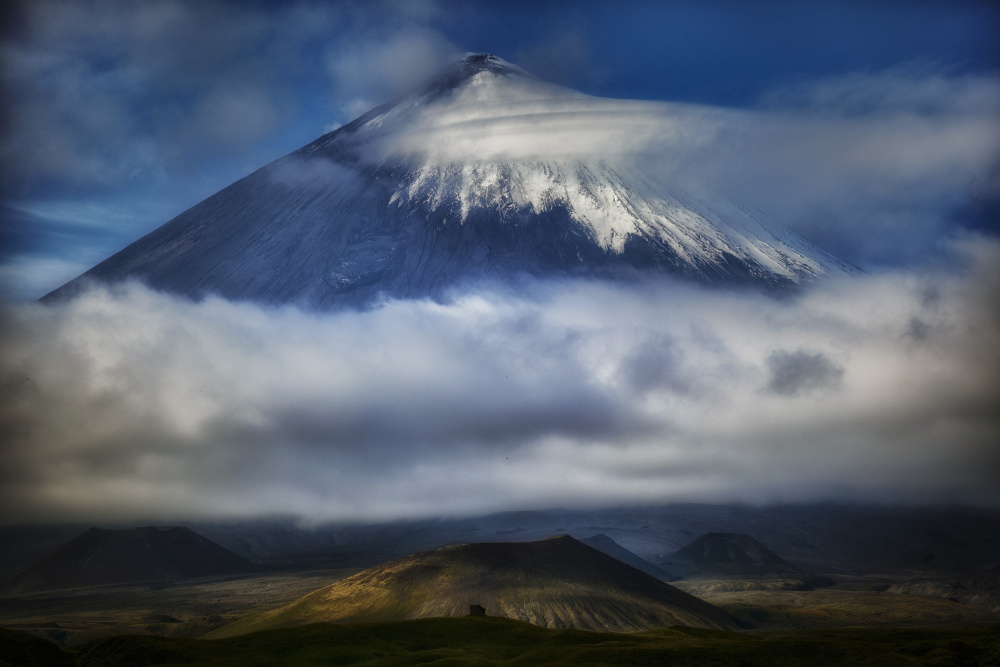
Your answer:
1;527;258;594
578;533;677;581
47;54;854;308
206;535;740;637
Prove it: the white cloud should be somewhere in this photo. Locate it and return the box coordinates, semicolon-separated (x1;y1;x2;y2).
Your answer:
0;0;323;192
1;237;997;523
0;198;188;302
757;65;1000;117
721;67;1000;266
173;83;285;151
0;255;93;303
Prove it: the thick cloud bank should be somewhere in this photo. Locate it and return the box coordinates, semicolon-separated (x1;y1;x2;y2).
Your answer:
2;239;998;523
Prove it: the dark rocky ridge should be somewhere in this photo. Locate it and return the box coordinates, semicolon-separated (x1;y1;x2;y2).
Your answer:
579;533;677;581
1;526;257;594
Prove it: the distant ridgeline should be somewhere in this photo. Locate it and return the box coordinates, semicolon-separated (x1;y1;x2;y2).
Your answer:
1;526;258;594
664;532;834;591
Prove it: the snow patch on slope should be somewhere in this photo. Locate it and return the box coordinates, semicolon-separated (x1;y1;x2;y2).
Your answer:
329;53;853;283
389;158;848;281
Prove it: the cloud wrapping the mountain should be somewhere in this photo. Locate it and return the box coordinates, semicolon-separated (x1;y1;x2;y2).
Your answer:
720;67;1000;267
1;237;997;523
358;65;999;269
1;7;997;521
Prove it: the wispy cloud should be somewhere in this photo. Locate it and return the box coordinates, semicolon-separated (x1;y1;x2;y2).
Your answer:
720;66;1000;266
325;26;461;125
345;62;998;270
0;199;182;301
2;237;996;523
0;0;335;194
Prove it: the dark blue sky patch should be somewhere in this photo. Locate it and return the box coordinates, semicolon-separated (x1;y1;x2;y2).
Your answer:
436;0;1000;105
0;205;125;262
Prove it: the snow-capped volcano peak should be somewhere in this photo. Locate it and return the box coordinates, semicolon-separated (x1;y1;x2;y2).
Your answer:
442;52;534;83
47;54;856;308
387;52;544;104
318;53;580;145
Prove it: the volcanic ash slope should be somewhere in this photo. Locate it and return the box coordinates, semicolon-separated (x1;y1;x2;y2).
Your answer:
207;535;740;637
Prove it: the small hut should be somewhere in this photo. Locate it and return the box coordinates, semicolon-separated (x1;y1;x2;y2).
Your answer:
468;604;486;616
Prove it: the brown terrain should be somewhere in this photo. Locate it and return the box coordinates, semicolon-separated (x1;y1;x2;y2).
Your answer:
206;535;741;638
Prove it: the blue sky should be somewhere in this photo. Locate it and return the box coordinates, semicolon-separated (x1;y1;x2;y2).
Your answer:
1;0;998;301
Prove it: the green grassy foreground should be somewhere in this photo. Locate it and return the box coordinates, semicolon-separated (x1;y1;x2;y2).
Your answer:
4;616;999;666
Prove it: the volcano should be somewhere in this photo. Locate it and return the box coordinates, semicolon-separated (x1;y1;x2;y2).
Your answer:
46;54;854;308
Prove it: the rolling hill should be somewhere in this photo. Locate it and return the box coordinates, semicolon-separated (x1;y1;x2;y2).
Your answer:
206;535;740;637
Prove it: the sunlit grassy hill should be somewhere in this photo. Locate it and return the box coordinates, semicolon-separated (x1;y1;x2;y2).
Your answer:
206;535;739;637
